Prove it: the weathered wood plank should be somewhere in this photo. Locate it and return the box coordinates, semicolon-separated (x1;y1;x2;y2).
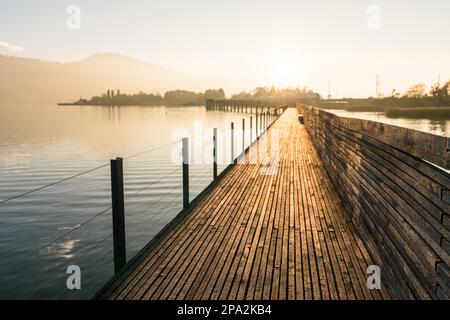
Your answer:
98;108;391;300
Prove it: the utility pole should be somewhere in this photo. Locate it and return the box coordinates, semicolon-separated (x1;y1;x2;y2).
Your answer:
328;80;331;99
376;73;380;99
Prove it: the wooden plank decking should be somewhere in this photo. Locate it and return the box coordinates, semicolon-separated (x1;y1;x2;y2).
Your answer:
99;108;390;300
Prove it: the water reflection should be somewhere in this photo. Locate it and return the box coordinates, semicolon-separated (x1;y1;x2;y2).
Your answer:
45;239;80;260
327;109;449;137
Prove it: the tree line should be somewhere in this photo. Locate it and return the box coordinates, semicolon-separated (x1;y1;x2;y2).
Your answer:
74;88;226;106
373;80;450;107
399;81;450;99
231;86;321;100
71;86;322;106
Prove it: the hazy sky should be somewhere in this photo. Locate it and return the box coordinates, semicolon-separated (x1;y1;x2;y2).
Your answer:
1;0;450;97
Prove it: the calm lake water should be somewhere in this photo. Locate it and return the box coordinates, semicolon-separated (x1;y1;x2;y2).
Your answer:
0;104;259;299
327;109;450;137
0;104;448;300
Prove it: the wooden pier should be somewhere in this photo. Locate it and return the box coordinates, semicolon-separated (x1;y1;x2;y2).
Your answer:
98;108;393;300
206;99;281;113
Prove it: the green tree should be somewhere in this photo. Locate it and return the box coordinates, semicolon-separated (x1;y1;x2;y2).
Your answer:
404;83;427;98
204;88;225;100
253;87;269;97
164;90;202;105
430;82;441;97
231;91;252;99
429;81;449;98
269;85;277;96
441;80;450;97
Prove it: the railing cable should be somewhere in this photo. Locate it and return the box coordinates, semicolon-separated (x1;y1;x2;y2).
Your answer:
124;140;180;160
0;140;182;206
0;163;109;205
126;166;182;199
39;206;112;251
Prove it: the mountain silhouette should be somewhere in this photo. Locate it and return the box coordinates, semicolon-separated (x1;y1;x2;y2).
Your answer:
0;53;193;104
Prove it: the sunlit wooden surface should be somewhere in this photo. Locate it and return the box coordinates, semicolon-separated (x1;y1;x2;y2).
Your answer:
99;108;389;300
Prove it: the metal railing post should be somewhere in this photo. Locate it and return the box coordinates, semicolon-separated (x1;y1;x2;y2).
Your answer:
242;118;245;154
213;128;218;180
182;137;189;209
250;116;253;143
110;157;126;274
231;122;235;164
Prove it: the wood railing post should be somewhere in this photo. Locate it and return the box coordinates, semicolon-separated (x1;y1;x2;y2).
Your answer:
182;137;189;209
264;111;266;130
231;122;235;164
260;108;263;134
262;110;265;132
213;128;218;180
256;109;259;139
264;111;267;131
110;157;126;274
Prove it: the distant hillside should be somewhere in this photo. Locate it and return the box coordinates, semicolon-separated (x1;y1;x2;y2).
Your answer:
0;53;193;104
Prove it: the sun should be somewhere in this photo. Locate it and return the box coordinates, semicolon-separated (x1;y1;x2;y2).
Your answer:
267;55;300;87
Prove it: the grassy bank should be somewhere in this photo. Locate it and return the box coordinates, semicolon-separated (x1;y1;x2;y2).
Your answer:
316;97;450;114
385;106;450;119
316;100;390;112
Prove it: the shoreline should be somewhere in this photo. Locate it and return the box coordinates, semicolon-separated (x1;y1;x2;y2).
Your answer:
57;102;204;107
385;106;450;120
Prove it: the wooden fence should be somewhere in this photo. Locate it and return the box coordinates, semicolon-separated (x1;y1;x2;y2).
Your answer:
299;104;450;299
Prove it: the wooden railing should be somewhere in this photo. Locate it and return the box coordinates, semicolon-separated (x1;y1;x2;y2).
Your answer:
298;104;450;300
